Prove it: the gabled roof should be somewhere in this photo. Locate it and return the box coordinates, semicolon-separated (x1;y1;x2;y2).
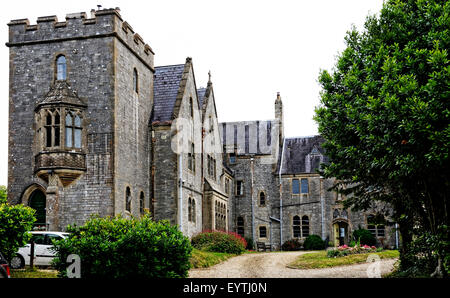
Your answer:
151;64;185;124
279;135;329;175
204;178;228;198
36;80;86;110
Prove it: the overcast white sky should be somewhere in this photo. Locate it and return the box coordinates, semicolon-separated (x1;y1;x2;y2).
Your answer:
0;0;384;186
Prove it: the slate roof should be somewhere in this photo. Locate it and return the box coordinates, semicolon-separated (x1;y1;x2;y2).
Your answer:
151;64;185;124
279;135;329;174
219;120;275;155
197;88;206;109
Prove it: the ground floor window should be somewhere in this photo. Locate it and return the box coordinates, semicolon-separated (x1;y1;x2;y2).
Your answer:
259;226;267;239
367;214;385;237
237;216;244;237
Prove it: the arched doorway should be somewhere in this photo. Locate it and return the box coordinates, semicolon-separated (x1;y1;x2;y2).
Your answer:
333;221;349;246
28;189;46;228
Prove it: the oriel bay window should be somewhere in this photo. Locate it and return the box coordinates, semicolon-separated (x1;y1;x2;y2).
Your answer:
39;108;83;150
33;63;87;186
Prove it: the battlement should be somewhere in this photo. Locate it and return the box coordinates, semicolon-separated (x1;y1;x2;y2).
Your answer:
7;7;154;69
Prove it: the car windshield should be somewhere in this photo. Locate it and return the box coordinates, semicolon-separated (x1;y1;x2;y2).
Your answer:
31;234;46;245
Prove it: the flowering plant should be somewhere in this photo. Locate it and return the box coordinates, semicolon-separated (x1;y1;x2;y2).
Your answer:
327;243;379;258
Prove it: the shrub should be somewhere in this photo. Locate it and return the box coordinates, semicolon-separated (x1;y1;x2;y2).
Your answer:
0;194;36;262
52;214;192;278
352;229;376;247
303;235;326;250
282;239;303;251
191;230;246;254
244;237;254;250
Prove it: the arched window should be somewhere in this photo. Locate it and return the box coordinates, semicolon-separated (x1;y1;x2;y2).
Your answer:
139;192;144;215
188;198;192;222
192;199;196;223
237;216;244;237
302;216;310;237
56;55;67;80
29;189;46;227
125;187;131;212
133;68;138;93
333;209;340;219
293;215;301;238
259;192;266;206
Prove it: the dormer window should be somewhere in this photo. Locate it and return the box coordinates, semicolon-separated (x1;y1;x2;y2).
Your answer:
56;55;67;80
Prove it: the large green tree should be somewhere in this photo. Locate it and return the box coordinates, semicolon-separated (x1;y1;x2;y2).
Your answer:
315;0;449;276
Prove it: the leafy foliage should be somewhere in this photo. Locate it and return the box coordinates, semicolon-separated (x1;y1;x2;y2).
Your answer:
244;237;254;250
303;235;326;250
51;214;192;278
352;229;377;247
281;239;303;251
0;187;36;262
314;0;449;277
0;185;7;204
191;230;246;254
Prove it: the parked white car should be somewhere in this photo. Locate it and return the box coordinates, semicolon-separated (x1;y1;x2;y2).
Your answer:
10;231;69;269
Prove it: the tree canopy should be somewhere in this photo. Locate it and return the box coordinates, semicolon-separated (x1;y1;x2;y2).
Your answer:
315;0;449;276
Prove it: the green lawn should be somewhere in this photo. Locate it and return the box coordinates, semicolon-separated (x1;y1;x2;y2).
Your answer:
288;250;399;269
190;248;238;268
10;267;58;278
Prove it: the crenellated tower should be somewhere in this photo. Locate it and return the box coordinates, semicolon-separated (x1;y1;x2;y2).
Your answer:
7;7;154;230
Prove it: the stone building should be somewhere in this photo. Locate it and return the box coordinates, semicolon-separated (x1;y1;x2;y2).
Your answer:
7;8;397;249
220;94;397;249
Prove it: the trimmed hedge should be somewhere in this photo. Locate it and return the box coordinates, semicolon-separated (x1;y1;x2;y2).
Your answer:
52;214;192;278
191;230;247;254
303;235;326;250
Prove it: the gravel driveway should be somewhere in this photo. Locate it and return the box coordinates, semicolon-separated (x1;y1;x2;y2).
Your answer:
189;251;397;278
